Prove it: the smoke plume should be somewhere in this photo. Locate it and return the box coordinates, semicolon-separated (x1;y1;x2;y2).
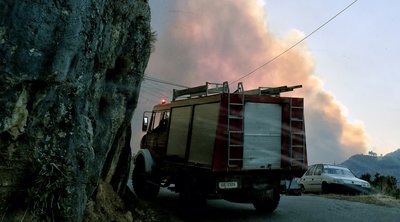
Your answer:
144;0;369;164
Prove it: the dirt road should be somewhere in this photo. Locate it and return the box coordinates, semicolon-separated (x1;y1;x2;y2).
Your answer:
146;189;400;222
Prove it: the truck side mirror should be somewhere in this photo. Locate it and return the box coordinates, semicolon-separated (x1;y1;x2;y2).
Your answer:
142;116;149;132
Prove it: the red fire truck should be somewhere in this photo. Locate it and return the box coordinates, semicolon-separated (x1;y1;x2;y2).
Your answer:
132;81;307;212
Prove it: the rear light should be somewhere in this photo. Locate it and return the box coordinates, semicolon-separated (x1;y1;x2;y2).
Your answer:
161;98;167;105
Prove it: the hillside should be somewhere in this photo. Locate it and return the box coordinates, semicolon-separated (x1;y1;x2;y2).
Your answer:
341;149;400;187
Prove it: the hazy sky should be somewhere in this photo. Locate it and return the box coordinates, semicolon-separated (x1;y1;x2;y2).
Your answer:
262;0;400;156
132;0;400;164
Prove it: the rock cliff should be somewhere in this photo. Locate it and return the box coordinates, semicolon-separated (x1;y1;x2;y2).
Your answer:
0;0;152;221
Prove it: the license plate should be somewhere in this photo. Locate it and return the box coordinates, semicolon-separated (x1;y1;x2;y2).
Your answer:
218;181;238;189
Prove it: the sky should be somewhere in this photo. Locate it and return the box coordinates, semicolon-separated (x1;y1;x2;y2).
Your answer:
131;0;400;165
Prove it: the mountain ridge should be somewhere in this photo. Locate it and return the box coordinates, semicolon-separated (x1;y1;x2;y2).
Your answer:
340;149;400;187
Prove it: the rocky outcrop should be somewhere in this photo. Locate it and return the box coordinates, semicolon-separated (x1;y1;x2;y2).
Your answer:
0;0;152;221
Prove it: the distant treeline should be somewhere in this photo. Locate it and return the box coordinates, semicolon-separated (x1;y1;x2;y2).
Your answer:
360;173;400;198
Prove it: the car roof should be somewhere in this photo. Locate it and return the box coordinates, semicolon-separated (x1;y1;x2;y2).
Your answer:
310;164;349;170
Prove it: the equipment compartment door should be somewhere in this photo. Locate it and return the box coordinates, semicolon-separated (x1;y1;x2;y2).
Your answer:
188;103;220;165
167;106;192;159
243;103;282;169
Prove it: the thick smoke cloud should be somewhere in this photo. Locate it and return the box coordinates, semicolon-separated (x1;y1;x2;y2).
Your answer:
144;0;369;164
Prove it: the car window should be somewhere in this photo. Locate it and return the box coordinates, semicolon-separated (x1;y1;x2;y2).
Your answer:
314;165;323;175
324;168;336;174
305;165;315;176
342;169;354;177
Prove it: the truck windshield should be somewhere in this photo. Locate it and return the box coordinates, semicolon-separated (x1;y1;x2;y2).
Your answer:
151;111;170;132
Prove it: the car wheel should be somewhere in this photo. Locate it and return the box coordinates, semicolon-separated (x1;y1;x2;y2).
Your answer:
321;182;330;194
132;159;160;200
300;184;306;194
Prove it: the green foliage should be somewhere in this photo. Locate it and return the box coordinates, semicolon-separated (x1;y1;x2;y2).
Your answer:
360;173;372;183
27;147;73;220
149;30;157;53
361;172;399;198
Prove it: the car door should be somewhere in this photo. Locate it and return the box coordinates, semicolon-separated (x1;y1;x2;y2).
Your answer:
300;165;316;191
311;164;324;192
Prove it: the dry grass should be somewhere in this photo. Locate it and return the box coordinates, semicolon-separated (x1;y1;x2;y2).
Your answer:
323;193;400;208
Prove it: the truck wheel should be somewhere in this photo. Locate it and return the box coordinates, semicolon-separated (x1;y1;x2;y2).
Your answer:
131;161;159;200
253;188;280;213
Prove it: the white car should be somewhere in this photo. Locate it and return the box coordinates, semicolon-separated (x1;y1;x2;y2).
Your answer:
298;164;371;194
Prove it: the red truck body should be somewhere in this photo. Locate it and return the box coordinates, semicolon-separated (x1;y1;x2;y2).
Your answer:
133;82;307;212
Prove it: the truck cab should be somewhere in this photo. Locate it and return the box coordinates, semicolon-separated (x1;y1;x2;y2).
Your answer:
132;81;307;213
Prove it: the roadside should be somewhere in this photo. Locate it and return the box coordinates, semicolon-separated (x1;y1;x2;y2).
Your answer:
321;193;400;208
126;177;400;221
143;190;400;222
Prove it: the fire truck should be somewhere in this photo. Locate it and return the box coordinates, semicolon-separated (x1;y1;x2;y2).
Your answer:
132;81;307;212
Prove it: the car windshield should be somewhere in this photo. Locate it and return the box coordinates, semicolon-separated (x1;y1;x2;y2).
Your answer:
324;168;354;177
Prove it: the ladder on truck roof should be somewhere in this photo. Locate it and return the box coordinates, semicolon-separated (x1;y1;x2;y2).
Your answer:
172;82;229;101
244;85;302;96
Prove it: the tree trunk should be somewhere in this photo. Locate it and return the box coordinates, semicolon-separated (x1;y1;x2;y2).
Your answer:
0;0;151;221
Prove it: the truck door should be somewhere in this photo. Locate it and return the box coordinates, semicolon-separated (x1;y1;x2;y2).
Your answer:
243;103;282;169
166;106;192;160
144;111;170;159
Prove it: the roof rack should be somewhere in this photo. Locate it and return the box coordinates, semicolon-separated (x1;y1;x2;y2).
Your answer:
172;82;301;100
172;82;229;101
244;85;302;96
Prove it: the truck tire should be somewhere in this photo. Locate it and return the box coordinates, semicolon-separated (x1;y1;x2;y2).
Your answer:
253;188;280;213
131;160;159;200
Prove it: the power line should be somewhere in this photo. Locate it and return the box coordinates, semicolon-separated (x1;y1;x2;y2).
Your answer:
142;78;177;93
140;76;181;100
140;87;170;100
141;0;358;90
143;74;189;88
231;0;359;84
140;82;173;99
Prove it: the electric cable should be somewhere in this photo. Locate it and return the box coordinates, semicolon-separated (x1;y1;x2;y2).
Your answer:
140;0;359;93
143;74;189;88
231;0;359;84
